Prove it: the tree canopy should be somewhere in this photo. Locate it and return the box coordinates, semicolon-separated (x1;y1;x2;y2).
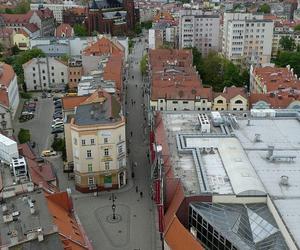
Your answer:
294;24;300;32
74;24;88;37
192;49;249;91
257;3;271;13
141;21;152;30
275;51;300;76
5;0;30;14
4;48;45;88
279;36;296;51
140;55;148;76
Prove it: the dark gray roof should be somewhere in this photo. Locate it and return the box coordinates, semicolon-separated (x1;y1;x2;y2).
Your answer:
190;202;289;250
89;0;123;9
74;98;121;126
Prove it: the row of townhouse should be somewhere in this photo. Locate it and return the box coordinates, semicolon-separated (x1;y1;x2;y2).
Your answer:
148;49;249;112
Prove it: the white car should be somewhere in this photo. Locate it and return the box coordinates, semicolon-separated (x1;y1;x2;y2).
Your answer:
52;118;63;124
51;121;64;128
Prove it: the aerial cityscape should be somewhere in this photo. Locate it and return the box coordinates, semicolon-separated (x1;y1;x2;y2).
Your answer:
0;0;299;249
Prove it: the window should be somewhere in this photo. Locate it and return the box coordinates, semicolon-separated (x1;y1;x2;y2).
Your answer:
118;145;123;154
119;135;122;142
88;164;92;172
91;139;95;145
33;73;35;77
82;139;85;145
160;107;163;111
62;79;64;83
42;70;45;73
233;108;237;111
51;66;54;70
74;138;77;145
88;177;94;185
172;101;178;104
217;100;223;104
87;150;92;158
33;80;36;84
104;148;109;156
43;76;46;80
104;138;108;143
105;161;109;170
33;67;35;71
52;73;54;76
235;100;243;104
61;72;64;76
183;101;188;104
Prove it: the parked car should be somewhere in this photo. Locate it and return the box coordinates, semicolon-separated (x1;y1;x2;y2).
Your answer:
54;104;62;109
53;96;60;101
53;114;63;120
51;121;64;128
52;118;63;123
54;107;62;112
41;150;57;157
47;93;52;98
51;127;64;134
42;92;47;98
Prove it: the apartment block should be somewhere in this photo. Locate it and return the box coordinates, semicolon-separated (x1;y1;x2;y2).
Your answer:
179;9;220;56
222;13;274;65
23;57;68;91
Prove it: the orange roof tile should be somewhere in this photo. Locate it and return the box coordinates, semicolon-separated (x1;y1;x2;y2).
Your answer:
18;143;36;160
55;23;74;38
0;28;14;38
253;66;300;93
83;37;124;56
16;28;29;37
67;7;87;15
103;54;123;91
165;216;204;250
214;86;248;101
0;89;9;107
46;192;91;250
149;49;209;100
23;23;39;33
62;95;90;110
0;63;16;87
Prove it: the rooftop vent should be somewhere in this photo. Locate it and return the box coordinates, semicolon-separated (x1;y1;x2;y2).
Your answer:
266;146;274;160
254;134;262;142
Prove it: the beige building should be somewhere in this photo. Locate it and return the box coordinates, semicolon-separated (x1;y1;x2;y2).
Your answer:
66;90;127;192
212;86;248;111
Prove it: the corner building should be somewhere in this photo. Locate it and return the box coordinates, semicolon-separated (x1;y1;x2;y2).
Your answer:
70;91;126;192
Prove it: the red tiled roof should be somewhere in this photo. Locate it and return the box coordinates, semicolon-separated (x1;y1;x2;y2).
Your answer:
0;89;9;107
46;192;91;250
23;23;39;33
0;63;16;87
0;28;14;38
55;23;74;38
214;86;248;101
27;157;56;183
165;216;205;250
249;92;300;108
35;8;54;19
67;7;87;15
103;54;123;92
18;143;36;160
62;95;89;110
253;66;300;92
83;37;124;56
149;49;210;100
0;11;33;23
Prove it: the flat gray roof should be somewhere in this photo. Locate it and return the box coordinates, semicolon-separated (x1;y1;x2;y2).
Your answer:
0;189;63;249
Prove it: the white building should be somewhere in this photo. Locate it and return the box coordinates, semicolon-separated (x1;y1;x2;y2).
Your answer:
23;57;68;91
222;13;274;65
179;9;220;56
0;134;18;164
30;0;79;23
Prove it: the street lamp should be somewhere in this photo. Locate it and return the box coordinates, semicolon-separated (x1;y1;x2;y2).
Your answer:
109;193;117;220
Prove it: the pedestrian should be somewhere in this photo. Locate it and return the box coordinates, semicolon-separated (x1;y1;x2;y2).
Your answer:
136;186;138;193
140;191;143;198
133;101;136;105
136;84;137;88
130;131;133;137
132;172;135;178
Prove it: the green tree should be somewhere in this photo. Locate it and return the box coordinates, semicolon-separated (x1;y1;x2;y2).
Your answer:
257;3;271;13
14;0;30;14
141;21;152;30
279;36;296;51
18;128;31;143
294;24;300;31
275;51;300;76
140;54;148;76
4;48;45;87
52;138;66;160
74;24;88;37
60;54;70;63
134;23;142;35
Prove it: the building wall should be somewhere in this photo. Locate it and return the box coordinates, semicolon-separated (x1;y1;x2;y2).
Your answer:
7;74;19;118
82;55;102;74
13;33;29;50
212;96;227;111
222;13;274;65
68;65;83;89
0;104;13;136
228;95;248;111
151;98;212;111
179;9;220;56
70;121;127;192
23;57;68;91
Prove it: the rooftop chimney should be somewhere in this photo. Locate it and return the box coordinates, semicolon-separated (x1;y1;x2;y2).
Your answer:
267;146;274;159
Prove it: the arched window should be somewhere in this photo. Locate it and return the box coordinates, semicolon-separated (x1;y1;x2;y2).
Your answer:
235;100;243;104
217;100;223;104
